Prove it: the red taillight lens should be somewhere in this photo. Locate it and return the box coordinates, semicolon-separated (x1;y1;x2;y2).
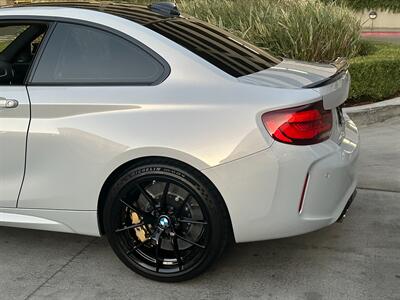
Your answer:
262;101;333;145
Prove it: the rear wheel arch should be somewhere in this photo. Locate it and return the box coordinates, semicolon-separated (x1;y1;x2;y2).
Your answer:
97;156;234;241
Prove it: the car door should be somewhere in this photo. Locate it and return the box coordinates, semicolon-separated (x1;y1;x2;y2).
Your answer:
0;87;29;207
19;21;168;210
0;22;49;207
0;24;31;208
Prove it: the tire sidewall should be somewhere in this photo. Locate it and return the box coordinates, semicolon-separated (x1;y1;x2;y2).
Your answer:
103;161;227;282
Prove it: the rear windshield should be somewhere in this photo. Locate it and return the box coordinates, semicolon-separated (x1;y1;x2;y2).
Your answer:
146;17;281;77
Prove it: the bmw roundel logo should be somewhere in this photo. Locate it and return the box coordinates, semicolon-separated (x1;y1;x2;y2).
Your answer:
159;216;170;228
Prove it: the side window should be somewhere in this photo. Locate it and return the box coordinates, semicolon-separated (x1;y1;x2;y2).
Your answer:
0;23;48;85
0;25;29;52
33;23;165;84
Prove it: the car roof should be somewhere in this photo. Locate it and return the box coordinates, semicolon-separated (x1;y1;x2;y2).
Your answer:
3;1;170;25
0;2;280;78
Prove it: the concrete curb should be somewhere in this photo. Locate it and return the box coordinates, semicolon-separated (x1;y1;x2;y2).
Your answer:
344;97;400;126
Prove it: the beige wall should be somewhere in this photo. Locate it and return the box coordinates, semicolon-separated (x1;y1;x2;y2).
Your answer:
357;10;400;31
0;0;14;5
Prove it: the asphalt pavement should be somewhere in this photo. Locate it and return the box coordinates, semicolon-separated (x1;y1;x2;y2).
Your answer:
1;117;399;300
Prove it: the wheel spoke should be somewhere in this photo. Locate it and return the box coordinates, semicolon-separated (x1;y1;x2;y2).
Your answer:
155;240;162;272
135;183;157;209
120;198;138;212
178;218;208;225
177;194;192;217
160;182;170;211
115;222;145;233
119;198;155;223
171;235;183;271
126;242;142;255
151;227;164;272
120;198;145;215
175;233;206;249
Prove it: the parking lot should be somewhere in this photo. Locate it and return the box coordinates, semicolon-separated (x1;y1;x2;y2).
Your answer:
1;117;399;300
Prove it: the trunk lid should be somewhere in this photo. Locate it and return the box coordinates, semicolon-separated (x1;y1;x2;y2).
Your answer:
238;58;350;109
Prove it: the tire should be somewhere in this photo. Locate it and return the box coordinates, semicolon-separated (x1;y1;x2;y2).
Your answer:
103;158;231;282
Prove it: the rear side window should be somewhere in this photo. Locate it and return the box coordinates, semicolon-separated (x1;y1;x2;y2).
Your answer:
146;18;281;77
33;23;165;84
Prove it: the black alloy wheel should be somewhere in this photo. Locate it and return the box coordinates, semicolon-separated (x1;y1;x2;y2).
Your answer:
103;158;231;282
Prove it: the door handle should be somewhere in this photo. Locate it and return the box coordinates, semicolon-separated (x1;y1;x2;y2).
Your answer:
0;97;19;109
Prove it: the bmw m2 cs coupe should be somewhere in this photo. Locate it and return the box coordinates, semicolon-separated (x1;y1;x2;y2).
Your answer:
0;2;359;281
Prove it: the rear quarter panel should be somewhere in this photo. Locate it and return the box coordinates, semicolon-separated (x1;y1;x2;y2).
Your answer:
20;79;321;211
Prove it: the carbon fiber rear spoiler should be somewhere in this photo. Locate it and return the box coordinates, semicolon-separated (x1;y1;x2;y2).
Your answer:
304;57;349;88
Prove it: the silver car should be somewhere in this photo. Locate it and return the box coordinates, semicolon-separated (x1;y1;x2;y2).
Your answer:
0;2;359;281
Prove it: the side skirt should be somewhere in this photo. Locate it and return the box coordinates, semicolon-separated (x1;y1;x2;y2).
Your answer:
0;208;100;236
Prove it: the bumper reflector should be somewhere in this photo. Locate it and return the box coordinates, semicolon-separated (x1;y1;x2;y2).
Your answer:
298;173;309;214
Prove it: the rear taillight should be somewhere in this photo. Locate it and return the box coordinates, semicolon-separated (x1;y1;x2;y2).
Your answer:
261;101;332;145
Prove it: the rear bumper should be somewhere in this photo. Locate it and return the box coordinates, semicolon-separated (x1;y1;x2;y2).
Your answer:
202;117;359;243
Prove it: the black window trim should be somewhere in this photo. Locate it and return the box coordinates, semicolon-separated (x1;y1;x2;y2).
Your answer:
0;16;171;86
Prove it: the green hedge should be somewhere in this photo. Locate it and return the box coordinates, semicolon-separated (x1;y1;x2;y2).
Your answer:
134;0;400;11
124;0;362;62
321;0;400;12
349;43;400;103
107;0;363;62
180;0;361;62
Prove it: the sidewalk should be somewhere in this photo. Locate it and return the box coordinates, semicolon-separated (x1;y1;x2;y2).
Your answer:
361;30;400;44
344;97;400;126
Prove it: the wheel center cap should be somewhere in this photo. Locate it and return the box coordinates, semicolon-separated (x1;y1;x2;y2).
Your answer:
159;216;171;228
